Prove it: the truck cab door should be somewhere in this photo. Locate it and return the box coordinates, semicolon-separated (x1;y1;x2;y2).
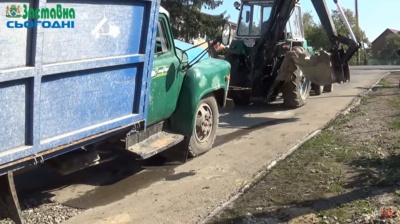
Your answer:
147;17;182;126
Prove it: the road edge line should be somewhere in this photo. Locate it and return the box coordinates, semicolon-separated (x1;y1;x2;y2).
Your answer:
200;71;391;224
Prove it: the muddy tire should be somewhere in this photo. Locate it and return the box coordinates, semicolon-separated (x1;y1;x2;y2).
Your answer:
186;94;219;157
311;83;324;96
282;68;311;108
323;84;333;92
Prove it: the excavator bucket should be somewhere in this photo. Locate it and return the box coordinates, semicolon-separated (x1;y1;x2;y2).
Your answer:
284;47;350;86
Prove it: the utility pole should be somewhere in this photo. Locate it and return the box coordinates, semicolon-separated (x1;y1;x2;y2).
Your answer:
355;0;360;64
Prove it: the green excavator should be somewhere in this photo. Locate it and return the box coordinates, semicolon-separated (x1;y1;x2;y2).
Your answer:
220;0;361;107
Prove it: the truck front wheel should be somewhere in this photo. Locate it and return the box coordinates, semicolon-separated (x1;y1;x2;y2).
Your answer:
187;94;219;157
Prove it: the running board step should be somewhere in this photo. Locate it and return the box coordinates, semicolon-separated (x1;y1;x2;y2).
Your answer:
127;132;185;159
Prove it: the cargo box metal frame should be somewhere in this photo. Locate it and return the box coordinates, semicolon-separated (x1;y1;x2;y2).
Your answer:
0;0;160;175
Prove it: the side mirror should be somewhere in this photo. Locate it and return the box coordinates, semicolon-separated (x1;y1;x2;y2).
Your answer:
221;23;232;46
234;1;241;10
181;51;189;68
175;48;189;68
245;11;250;23
396;49;400;57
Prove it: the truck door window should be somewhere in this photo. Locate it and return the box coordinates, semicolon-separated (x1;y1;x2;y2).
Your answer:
155;19;170;54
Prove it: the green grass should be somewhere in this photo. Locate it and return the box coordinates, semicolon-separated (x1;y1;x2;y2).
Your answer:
379;79;392;87
388;97;400;110
361;93;378;105
211;75;400;224
386;98;400;129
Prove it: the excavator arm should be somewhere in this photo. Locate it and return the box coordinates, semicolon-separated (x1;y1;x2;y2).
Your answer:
251;0;361;86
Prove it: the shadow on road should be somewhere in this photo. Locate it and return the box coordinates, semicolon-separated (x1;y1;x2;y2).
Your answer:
7;98;300;214
220;99;292;115
11;149;180;210
216;101;300;148
214;117;299;148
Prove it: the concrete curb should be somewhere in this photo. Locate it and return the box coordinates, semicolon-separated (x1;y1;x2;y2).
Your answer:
200;72;391;224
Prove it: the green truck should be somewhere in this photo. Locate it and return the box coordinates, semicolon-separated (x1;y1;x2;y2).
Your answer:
0;3;231;223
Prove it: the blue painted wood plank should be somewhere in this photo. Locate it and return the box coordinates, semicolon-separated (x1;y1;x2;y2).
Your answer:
0;68;36;83
41;54;146;76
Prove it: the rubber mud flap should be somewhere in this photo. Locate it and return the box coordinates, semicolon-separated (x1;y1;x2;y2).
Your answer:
224;98;235;110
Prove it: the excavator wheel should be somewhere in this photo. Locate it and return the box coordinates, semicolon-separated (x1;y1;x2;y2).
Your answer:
282;67;311;108
323;84;333;92
311;83;324;96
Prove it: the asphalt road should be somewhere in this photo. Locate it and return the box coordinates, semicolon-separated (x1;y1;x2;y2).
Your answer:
15;66;400;224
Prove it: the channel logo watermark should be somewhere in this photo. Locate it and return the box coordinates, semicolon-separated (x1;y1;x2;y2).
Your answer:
5;4;75;29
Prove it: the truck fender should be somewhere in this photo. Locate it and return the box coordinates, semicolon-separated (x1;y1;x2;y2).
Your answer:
169;59;230;136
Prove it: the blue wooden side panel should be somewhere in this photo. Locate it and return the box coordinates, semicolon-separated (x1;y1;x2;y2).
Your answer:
0;0;160;166
41;2;146;65
40;66;140;140
0;0;35;70
0;79;31;150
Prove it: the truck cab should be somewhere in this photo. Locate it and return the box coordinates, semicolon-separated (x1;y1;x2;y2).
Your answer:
134;7;231;158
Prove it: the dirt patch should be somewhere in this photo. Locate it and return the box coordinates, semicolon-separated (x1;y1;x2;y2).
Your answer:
210;72;400;224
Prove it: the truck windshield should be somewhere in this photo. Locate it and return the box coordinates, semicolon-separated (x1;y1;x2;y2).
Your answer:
237;3;272;36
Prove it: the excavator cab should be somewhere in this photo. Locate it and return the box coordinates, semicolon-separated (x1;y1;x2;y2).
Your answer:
232;1;304;44
221;0;361;107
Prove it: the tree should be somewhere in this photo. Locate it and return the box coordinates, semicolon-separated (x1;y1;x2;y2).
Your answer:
331;8;369;51
303;11;315;37
161;0;228;42
303;8;369;65
303;12;330;51
379;34;400;60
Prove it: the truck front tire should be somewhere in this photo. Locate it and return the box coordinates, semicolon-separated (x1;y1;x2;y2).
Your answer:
186;94;219;157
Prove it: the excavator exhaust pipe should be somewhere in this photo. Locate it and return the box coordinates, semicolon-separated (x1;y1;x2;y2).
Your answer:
283;47;350;86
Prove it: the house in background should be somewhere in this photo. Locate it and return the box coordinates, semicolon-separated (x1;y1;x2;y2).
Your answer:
371;28;400;56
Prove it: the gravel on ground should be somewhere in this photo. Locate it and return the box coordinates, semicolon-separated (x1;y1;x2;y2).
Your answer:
0;196;83;224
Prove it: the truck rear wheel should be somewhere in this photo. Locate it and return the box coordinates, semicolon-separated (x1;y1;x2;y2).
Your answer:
187;94;219;157
282;68;311;108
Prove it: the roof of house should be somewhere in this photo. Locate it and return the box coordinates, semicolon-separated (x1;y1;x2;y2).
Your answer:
372;28;400;44
227;21;237;27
